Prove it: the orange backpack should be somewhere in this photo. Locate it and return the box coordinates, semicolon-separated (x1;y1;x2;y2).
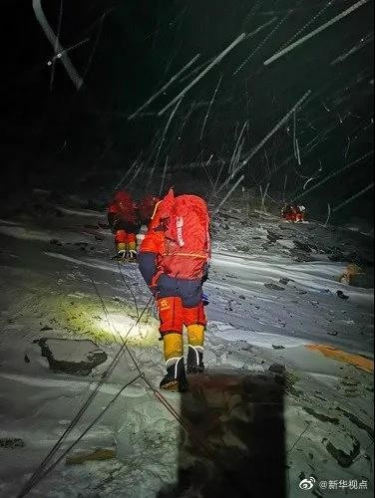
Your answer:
159;191;211;280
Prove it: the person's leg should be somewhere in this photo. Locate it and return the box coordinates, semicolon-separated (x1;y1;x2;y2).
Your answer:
179;280;207;374
183;302;207;374
127;232;137;259
157;296;187;391
114;229;127;256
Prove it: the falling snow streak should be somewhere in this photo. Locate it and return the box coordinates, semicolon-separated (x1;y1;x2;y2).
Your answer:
293;150;374;201
49;0;63;91
302;122;340;158
128;54;200;120
147;97;184;188
330;32;374;65
80;14;107;83
159;156;169;197
200;75;223;140
213;175;245;215
158;33;246;116
242;17;279;41
295;139;301;165
344;136;351;160
323;203;332;228
162;39;183;79
47;38;91;65
127;161;146;188
234;14;289;75
277;0;334;54
241;90;312;167
264;0;370;66
32;0;83;89
229;121;248;175
218;90;312;194
210;159;226;202
175;103;196;139
303;171;320;191
113;157;141;191
283;175;288;202
241;0;260;29
293;110;297;160
202;157;215;189
332;183;374;213
178;18;277;87
260;182;270;214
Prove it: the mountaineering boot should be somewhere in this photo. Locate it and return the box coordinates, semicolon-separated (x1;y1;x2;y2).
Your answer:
160;332;188;392
116;242;127;258
186;324;205;374
187;345;205;374
126;241;137;261
159;357;188;392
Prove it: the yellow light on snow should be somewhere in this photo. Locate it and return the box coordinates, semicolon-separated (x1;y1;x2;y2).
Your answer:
97;312;160;346
47;294;160;346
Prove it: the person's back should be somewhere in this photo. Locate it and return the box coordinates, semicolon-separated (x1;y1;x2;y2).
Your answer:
138;189;210;391
107;190;139;259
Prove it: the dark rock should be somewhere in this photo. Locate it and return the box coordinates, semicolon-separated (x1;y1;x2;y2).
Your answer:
265;283;285;291
279;277;291;286
267;230;280;243
50;239;62;246
269;363;286;375
304;407;340;425
293;240;316;253
335;407;374;440
292;253;316;262
0;438;25;448
36;338;108;376
272;345;285;350
98;222;110;229
325;438;360;468
337;290;349;300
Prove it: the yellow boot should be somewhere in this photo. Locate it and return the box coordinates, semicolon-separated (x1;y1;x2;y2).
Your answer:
116;242;126;257
127;241;137;261
160;333;187;391
187;324;205;374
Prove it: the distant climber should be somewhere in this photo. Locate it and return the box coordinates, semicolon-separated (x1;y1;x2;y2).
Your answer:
138;188;211;392
107;190;140;260
281;203;306;222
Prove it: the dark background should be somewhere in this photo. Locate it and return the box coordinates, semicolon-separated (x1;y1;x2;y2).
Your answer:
1;0;373;225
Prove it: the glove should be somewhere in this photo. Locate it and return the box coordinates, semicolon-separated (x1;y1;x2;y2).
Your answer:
202;292;209;306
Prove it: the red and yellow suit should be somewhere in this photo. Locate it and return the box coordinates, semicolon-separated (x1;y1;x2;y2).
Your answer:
138;200;207;376
107;191;139;254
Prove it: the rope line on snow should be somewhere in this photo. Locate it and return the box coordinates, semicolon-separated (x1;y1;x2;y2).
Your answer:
17;287;154;498
20;263;250;496
115;261;140;319
34;374;142;485
83;276;253;497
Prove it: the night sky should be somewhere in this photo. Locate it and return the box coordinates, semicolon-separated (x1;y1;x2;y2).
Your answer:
2;0;374;223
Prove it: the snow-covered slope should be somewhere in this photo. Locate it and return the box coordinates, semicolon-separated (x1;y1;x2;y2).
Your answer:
0;197;373;497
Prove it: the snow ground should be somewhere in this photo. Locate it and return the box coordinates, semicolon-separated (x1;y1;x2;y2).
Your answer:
0;196;373;497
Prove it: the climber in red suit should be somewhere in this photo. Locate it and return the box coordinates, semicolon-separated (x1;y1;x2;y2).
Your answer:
107;190;140;259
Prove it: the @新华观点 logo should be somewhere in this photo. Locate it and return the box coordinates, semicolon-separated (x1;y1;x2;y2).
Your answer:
299;477;316;490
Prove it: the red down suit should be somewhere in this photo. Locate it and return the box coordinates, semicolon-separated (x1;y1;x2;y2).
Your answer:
107;190;139;251
138;189;209;335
